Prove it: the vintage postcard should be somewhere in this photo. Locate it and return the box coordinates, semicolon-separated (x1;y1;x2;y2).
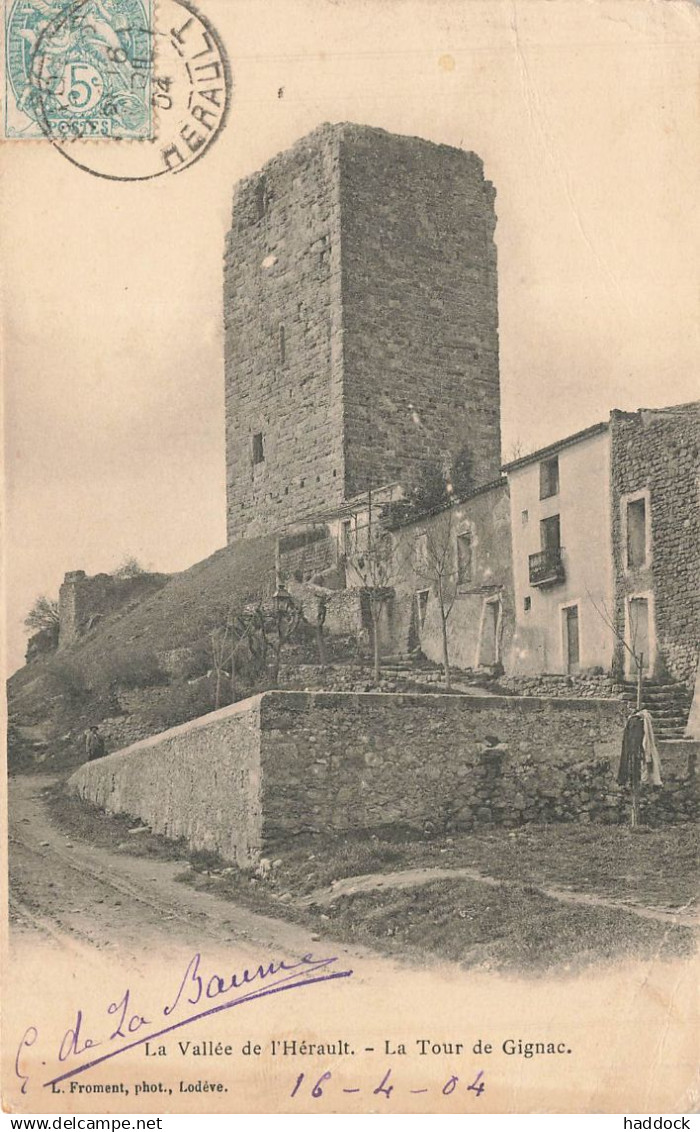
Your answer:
2;0;698;1117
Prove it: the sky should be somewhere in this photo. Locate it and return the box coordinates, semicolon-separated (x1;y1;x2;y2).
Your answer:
2;0;698;673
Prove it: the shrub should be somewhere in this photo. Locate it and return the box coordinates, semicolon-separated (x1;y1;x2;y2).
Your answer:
98;646;167;690
139;678;220;733
43;657;90;702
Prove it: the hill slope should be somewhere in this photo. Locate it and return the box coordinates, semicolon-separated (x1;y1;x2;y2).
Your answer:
8;536;278;771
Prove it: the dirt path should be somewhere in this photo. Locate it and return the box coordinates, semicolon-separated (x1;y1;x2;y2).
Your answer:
7;775;392;967
300;866;700;927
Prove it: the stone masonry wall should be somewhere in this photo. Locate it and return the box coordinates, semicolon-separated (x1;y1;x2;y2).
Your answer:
259;692;695;840
339;127;501;497
278;526;337;581
58;570;169;648
69;692;697;867
68;699;263;866
610;404;700;686
224;126;346;541
224;124;502;542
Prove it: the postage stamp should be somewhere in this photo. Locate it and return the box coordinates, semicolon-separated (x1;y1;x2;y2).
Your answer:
4;0;153;139
3;0;230;181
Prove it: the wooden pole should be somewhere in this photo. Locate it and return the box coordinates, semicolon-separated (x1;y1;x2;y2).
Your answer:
631;651;644;828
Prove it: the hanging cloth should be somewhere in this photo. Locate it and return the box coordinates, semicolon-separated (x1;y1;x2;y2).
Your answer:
617;710;663;787
617;712;645;786
638;709;662;786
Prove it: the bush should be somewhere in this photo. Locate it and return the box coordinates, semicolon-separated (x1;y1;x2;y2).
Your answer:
98;646;167;690
43;657;90;702
139;678;220;732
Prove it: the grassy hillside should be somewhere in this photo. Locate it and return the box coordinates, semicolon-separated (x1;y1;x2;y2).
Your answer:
8;536;278;772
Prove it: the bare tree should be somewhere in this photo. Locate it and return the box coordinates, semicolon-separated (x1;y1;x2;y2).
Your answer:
412;506;461;690
112;556;148;578
347;491;403;683
24;595;59;634
503;437;533;463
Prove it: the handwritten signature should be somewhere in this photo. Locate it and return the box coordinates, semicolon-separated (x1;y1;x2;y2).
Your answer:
14;951;352;1094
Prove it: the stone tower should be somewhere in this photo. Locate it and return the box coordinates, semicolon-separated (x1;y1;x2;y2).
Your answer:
224;123;501;542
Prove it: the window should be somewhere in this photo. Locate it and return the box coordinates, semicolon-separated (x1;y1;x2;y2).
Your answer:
456;530;473;585
416;590;430;631
415;532;429;572
251;432;264;465
540;514;561;551
253;175;267;221
278;323;286;365
521;509;529;525
341;520;353;557
539;456;560;499
626;497;648;568
524;596;531;612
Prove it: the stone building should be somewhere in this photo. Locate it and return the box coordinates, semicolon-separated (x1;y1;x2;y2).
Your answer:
224;123;501;543
610;403;700;686
388;479;514;671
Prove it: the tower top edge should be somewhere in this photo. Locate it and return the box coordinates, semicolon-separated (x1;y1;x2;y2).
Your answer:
231;122;488;196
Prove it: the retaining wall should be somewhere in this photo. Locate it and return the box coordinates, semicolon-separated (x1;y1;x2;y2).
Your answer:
68;698;263;866
68;692;697;866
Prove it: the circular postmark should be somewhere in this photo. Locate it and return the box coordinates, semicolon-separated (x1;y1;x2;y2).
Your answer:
7;0;230;179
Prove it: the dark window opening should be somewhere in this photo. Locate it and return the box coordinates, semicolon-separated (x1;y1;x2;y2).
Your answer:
253;175;267;222
342;520;352;557
252;432;265;465
279;323;286;365
456;531;473;585
416;590;430;631
524;596;531;612
540;513;561;551
626;497;648;568
539;456;560;499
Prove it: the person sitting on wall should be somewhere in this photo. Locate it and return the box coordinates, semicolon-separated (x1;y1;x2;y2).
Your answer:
85;725;105;762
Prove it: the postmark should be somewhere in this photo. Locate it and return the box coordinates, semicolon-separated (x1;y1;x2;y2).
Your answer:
4;0;230;180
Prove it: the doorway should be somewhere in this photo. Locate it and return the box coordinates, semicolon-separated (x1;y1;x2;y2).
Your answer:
626;596;650;676
563;604;580;674
479;599;501;666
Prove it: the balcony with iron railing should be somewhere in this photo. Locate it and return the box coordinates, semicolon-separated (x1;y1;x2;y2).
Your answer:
529;547;565;587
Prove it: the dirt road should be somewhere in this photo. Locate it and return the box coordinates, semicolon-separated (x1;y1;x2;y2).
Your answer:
7;774;385;966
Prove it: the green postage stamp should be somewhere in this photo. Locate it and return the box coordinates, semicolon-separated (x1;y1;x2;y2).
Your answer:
4;0;153;139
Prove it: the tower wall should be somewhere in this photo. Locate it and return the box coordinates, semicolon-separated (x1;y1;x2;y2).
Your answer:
339;127;501;496
224;124;501;541
224;128;346;543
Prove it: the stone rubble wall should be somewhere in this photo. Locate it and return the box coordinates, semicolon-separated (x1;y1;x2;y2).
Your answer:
496;673;619;699
69;692;697;868
259;692;696;842
58;570;169;648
